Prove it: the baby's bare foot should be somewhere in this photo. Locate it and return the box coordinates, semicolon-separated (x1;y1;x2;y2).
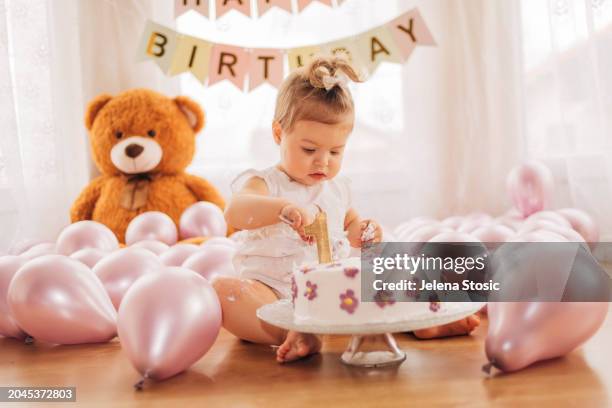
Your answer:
276;331;321;363
413;314;480;339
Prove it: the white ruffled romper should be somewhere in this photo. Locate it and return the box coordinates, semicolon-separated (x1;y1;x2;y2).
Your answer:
231;166;352;298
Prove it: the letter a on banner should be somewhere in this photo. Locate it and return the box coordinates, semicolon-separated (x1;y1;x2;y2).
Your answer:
138;21;179;73
249;49;284;90
356;26;402;74
175;0;209;18
169;35;213;83
216;0;251;18
387;9;436;61
208;44;250;89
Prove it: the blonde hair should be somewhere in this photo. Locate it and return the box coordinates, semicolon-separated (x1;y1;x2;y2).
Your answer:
274;56;363;132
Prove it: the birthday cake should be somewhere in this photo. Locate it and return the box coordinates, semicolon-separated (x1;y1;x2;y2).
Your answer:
292;257;444;326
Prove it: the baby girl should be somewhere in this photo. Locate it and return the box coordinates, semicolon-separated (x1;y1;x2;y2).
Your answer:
214;57;479;363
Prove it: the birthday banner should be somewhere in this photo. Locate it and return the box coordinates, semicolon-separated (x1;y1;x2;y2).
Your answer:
139;8;435;91
175;0;348;20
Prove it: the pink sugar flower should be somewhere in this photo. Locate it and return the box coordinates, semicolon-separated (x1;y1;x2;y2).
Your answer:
343;267;359;278
339;289;359;314
374;290;396;308
304;281;318;300
429;301;441;312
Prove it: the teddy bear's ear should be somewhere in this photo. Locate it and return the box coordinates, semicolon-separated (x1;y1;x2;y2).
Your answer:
174;96;205;134
85;94;113;130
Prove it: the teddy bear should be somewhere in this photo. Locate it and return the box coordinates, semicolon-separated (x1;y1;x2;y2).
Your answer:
70;88;225;243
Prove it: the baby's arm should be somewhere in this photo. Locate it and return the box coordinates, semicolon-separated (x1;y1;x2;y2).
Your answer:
344;208;383;248
225;177;313;237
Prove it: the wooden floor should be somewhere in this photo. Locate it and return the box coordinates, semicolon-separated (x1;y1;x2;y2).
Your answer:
0;305;611;408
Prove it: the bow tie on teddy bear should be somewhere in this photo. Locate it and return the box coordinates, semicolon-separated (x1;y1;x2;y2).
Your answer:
120;172;159;211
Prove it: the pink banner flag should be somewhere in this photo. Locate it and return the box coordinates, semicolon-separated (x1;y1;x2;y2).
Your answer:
216;0;251;18
297;0;332;12
175;0;209;18
208;44;250;90
249;49;284;90
257;0;292;16
387;9;436;61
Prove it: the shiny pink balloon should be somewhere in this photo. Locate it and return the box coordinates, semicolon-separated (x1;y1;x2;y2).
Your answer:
56;221;119;255
472;224;515;244
125;212;178;246
19;243;57;260
557;208;599;245
200;237;237;250
160;244;201;267
130;240;170;255
93;248;162;310
179;202;227;240
509;230;567;243
520;211;571;232
8;239;47;256
429;231;480;243
70;248;109;268
458;214;493;234
182;245;236;281
519;222;585;243
486;302;608;373
7;255;116;344
0;256;27;339
117;267;221;381
394;217;437;238
507;161;554;218
440;215;465;230
404;224;452;242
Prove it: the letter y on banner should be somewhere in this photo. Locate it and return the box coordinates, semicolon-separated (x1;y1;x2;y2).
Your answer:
388;9;436;61
137;21;179;74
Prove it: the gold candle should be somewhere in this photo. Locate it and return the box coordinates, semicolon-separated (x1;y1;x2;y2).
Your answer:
303;211;332;264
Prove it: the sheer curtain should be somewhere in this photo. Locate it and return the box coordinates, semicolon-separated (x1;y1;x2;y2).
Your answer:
0;0;176;252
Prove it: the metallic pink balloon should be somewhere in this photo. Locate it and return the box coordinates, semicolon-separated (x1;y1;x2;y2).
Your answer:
160;244;201;267
404;224;452;242
200;237;237;250
8;239;47;256
93;248;162;310
472;224;515;244
507;161;554;218
458;214;493;234
19;243;57;260
429;231;480;243
182;245;237;281
519;223;585;243
520;211;572;232
394;217;437;238
125;212;178;246
117;267;221;381
509;230;567;243
130;240;170;255
7;255;116;344
440;215;465;230
557;208;599;245
56;221;119;255
0;256;27;339
179;202;227;240
70;248;109;268
486;302;608;373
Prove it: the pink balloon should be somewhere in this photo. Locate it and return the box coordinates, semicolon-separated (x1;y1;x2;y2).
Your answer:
472;224;515;244
509;230;567;243
520;211;571;232
440;216;464;230
486;302;608;373
19;243;57;260
519;223;585;243
507;161;554;218
182;245;236;281
160;244;201;267
404;224;452;242
8;239;47;256
7;255;116;344
0;256;27;339
130;240;170;255
179;202;227;240
394;217;437;238
117;267;221;381
56;221;119;255
200;237;237;250
70;248;109;268
93;248;162;310
125;212;178;246
458;215;493;234
557;208;599;245
429;231;480;243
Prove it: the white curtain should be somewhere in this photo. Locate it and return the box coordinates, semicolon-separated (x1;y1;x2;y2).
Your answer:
0;0;177;252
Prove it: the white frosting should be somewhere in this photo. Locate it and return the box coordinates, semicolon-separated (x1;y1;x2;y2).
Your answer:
292;257;444;326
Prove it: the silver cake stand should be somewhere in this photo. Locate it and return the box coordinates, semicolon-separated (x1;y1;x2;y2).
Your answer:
257;300;484;368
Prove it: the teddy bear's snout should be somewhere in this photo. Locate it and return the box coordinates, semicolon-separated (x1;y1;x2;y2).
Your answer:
125;144;144;158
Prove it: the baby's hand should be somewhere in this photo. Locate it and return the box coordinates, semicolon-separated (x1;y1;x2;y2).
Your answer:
348;219;383;248
280;204;315;243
